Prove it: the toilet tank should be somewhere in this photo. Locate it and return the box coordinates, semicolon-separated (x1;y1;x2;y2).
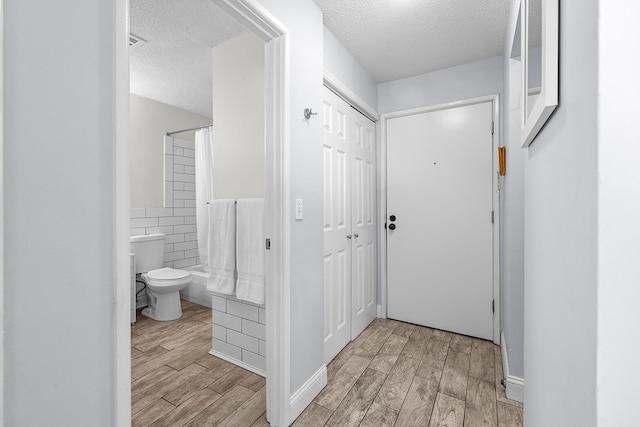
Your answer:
130;234;166;274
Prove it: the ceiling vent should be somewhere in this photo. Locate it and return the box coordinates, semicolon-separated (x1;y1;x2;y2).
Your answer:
129;33;147;49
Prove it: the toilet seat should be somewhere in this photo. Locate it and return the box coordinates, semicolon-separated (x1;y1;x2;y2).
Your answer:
147;267;190;281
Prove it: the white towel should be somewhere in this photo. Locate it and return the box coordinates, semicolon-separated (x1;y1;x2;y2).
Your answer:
235;198;265;305
206;199;236;295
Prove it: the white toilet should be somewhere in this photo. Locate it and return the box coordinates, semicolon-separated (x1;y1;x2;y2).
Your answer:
130;233;192;321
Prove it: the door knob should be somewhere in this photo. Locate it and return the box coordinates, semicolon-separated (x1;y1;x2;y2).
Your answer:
388;223;396;230
347;235;352;239
389;215;396;222
354;233;359;238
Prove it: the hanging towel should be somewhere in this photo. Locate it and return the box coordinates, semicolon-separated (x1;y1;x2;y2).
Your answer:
236;198;265;305
206;199;236;295
195;128;215;272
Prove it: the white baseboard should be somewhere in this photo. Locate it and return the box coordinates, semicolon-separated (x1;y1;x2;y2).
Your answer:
500;331;524;403
289;365;327;424
209;349;266;377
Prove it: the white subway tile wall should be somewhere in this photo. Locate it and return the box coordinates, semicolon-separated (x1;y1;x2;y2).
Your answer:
211;295;266;375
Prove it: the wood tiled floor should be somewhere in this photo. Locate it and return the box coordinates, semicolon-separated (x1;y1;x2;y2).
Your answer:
297;318;523;427
132;301;523;426
131;300;267;426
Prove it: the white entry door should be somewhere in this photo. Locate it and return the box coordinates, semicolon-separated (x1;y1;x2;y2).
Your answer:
323;87;377;363
386;101;495;340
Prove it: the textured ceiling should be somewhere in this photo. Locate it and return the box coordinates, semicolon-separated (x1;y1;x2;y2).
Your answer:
131;0;512;114
314;0;511;83
130;0;245;117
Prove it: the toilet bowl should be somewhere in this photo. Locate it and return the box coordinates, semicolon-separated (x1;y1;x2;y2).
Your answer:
141;267;192;321
130;233;192;321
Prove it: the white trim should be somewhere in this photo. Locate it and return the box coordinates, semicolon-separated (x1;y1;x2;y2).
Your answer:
377;304;384;319
0;0;4;423
323;70;379;122
379;94;501;344
501;331;525;403
289;365;327;424
115;0;131;425
211;1;291;426
209;350;266;377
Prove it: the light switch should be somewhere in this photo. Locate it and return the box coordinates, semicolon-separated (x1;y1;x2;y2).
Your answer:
295;199;304;220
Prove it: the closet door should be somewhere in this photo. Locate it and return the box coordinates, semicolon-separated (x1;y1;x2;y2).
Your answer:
323;88;352;363
350;110;377;338
323;86;377;363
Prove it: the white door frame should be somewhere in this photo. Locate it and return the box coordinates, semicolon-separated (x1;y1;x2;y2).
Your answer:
116;0;292;426
379;94;501;345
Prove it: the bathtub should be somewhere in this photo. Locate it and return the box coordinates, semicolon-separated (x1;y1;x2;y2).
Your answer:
179;265;213;308
179;264;267;376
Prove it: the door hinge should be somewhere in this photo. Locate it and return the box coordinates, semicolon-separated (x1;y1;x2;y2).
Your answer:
491;211;494;224
492;299;495;313
491;121;495;135
265;238;271;250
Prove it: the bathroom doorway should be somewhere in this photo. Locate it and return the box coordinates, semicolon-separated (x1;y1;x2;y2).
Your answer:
118;0;290;425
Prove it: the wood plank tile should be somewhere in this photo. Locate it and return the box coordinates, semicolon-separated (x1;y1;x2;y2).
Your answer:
395;376;439;427
132;336;209;379
494;345;523;408
375;355;420;410
132;365;177;397
369;334;409;373
159;321;211;351
469;339;495;383
240;372;267;392
251;413;270;427
449;334;473;354
392;321;416;338
132;398;175;427
326;368;387;427
208;365;254;395
132;345;169;367
428;393;465;427
415;338;450;382
132;363;206;414
360;401;398;427
292;402;333;426
497;401;523;427
438;350;470;400
185;385;255;426
149;388;221;427
166;341;213;371
353;325;394;360
162;363;225;407
314;355;370;411
431;329;453;343
219;385;266;427
401;327;433;360
195;352;237;371
131;347;143;358
464;377;498;427
132;318;207;352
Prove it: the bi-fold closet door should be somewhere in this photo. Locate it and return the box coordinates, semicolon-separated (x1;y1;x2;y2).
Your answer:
322;86;377;364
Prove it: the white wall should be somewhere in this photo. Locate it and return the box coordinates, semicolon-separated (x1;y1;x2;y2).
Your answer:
130;94;211;208
4;0;118;424
597;1;640;425
377;56;504;114
323;27;378;109
520;0;598;424
259;0;326;399
212;32;265;199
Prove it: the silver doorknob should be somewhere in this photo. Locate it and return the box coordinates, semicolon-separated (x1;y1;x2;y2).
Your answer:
347;235;352;239
354;233;359;238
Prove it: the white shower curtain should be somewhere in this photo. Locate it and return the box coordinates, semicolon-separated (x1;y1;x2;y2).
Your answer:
195;127;215;271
